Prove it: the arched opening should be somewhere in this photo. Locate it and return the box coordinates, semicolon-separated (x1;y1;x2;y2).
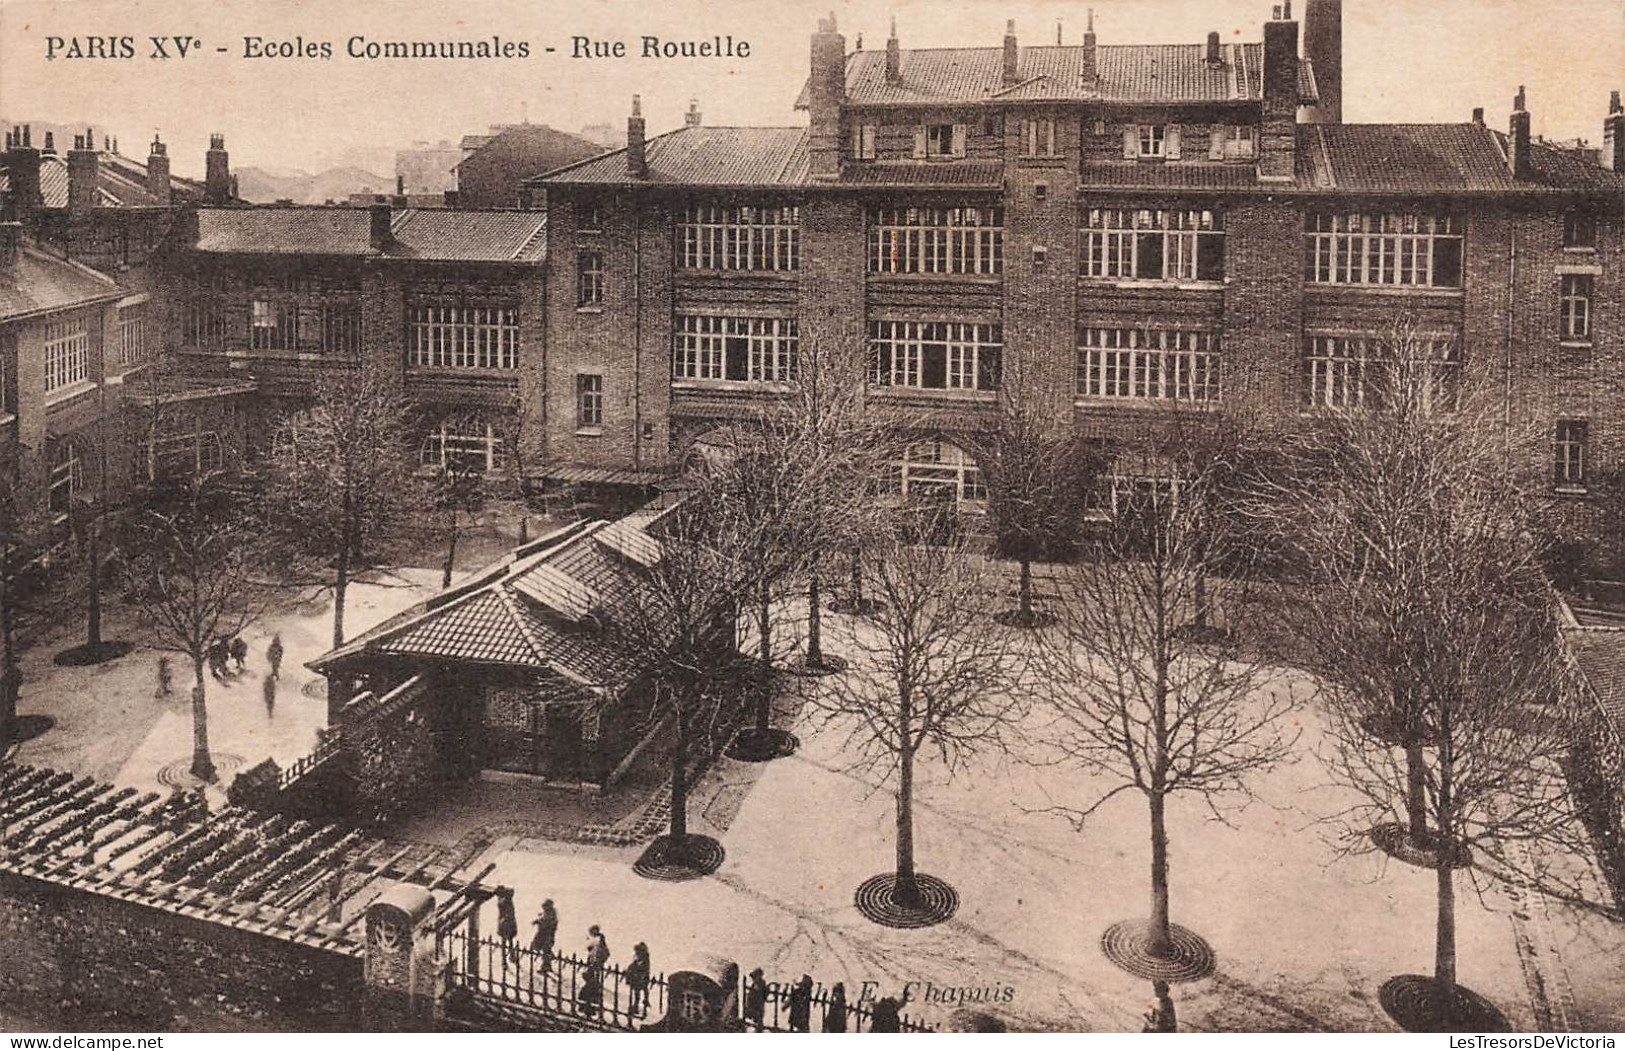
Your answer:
887;438;986;511
421;414;506;475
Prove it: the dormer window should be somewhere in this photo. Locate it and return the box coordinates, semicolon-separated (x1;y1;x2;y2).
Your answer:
1209;125;1257;160
916;123;967;159
851;124;877;161
1138;125;1166;158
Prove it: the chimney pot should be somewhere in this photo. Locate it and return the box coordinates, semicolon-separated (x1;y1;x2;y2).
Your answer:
42;131;55;155
886;18;901;83
1612;90;1623;115
1509;88;1533;179
1207;31;1222;66
206;132;232;203
684;99;702;128
1604;91;1625;171
1273;5;1283;20
21;125;29;148
1283;1;1293;18
1472;107;1485;125
67;135;100;215
1081;8;1098;85
626;95;648;178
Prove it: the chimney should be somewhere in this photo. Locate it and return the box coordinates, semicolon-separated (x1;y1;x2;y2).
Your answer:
684;98;703;128
1472;107;1485;126
1604;90;1624;172
369;202;393;249
41;131;56;157
1206;31;1222;67
626;96;647;179
0;221;19;280
67;132;100;215
1509;86;1532;180
205;133;231;203
1;127;42;219
809;14;847;180
396;173;405;195
146;134;171;205
1081;10;1098;87
1259;4;1301;181
885;17;900;84
1002;20;1019;87
1303;0;1342;124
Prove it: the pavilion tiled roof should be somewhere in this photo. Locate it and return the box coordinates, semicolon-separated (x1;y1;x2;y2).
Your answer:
536;127;810;187
0;244;122;322
1297;124;1625;194
797;43;1318;108
195;207;378;256
310;513;682;687
0;151;210;208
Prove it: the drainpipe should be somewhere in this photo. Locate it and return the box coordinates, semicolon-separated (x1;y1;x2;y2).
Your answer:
632;196;643;471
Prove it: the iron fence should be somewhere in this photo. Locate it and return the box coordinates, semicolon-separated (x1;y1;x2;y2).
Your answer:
441;931;664;1031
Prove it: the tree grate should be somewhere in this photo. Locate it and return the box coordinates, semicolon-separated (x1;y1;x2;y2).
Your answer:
853;872;959;929
1378;974;1510;1033
631;834;725;882
1099;919;1216;983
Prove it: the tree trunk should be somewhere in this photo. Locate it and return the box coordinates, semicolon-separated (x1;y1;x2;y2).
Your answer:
1405;737;1430;849
669;718;689;840
755;583;772;734
806;553;823;665
894;745;921;907
849;550;864;610
1193;570;1209;630
86;515;102;648
190;656;215;782
1148;789;1173;958
442;509;458;589
332;539;351;650
0;571;18;745
1019;559;1033;621
1435;860;1458;1019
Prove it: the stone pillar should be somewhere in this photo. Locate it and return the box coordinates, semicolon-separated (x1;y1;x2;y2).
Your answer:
362;883;443;1031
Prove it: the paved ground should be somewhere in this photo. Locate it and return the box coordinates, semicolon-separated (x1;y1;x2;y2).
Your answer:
7;548;1624;1032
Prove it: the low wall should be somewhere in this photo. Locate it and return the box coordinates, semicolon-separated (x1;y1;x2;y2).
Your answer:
0;865;364;1031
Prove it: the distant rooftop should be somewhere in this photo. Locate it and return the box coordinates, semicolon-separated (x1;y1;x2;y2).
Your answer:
189;206;547;262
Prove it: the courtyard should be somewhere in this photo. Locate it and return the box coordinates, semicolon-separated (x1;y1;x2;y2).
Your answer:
4;547;1624;1033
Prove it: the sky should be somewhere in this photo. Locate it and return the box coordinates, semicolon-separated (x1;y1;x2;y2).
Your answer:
1;0;1621;177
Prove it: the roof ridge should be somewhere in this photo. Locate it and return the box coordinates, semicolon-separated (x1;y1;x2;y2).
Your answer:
494;586;549;666
533;125;695;181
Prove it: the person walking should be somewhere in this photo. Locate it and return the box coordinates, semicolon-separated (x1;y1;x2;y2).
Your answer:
530;899;558;976
207;638;228;681
823;981;848;1033
1142;980;1177;1033
625;942;651;1016
229;636;248;673
743;968;768;1031
155;655;173;698
788;974;813;1033
266;634;285;681
579;925;610;1017
495;886;519;966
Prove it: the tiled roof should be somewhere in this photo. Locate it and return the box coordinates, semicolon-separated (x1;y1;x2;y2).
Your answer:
191;207;549;261
536;127;809;187
460;134;495;151
195;207;378;256
840;161;1003;188
1568;629;1625;727
1299;124;1625;194
310;514;681;687
799;43;1317;107
1081;160;1266;190
0;244;122;322
388;209;547;262
0;152;209;208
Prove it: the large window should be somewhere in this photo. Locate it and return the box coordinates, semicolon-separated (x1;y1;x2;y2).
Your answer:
1305;213;1464;288
887;440;987;507
1083;208;1224;282
677;204;801;272
422;417;505;474
1561;274;1593;341
1077;327;1221;402
117;304;147;370
869;207;1004;276
851;124;877;160
48;439;83;532
1302;335;1460;410
248;301;360;354
576;374;603;431
870;320;1002;393
150;416;225;481
672;315;799;384
1136;124;1168;158
183;299;227;349
44;315;90;395
408;305;519;369
1556;420;1588;489
577;251;605;307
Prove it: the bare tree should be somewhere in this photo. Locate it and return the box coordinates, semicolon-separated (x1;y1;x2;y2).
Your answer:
0;452;53;745
587;469;795;861
982;368;1100;627
1036;426;1298;962
119;470;267;782
259;369;422;657
1249;316;1586;1023
811;517;1028;915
